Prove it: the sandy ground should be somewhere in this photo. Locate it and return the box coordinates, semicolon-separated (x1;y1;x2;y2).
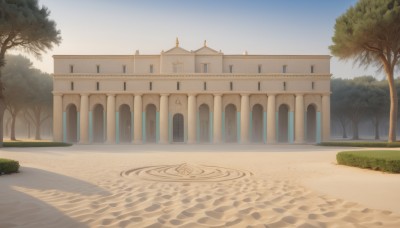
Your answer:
0;144;400;228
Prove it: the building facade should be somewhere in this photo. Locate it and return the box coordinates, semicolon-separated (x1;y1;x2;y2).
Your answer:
53;40;331;144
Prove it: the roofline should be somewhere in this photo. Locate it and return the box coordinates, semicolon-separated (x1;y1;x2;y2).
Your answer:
53;54;331;59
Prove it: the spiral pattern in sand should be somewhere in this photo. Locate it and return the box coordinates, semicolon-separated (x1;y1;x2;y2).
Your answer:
121;163;253;182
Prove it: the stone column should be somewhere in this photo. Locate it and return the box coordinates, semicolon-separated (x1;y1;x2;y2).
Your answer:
53;93;63;142
106;94;116;143
133;94;142;144
295;94;305;144
79;94;89;144
322;94;330;142
160;94;169;144
187;94;197;144
267;94;276;143
240;94;250;144
213;94;222;143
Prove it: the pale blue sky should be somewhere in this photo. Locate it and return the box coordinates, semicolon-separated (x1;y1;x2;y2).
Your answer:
13;0;385;79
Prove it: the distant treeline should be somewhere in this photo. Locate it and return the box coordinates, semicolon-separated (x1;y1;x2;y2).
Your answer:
331;76;400;140
2;55;52;141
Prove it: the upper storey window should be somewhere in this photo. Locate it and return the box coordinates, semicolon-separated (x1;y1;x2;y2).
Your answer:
150;64;154;73
229;65;233;73
311;65;315;73
69;65;74;73
122;65;126;74
96;65;100;73
258;65;262;73
203;63;208;73
282;65;287;73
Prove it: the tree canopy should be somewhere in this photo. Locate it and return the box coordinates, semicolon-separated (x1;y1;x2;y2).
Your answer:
0;0;60;146
330;0;400;142
0;0;61;63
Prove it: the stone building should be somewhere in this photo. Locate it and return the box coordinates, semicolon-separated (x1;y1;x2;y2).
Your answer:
52;39;331;144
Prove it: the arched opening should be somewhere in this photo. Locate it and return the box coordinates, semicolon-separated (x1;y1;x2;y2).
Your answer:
252;104;263;143
278;104;289;143
173;113;184;142
307;104;317;142
199;104;210;143
66;104;78;143
93;104;105;143
119;104;132;143
225;104;237;143
146;104;157;143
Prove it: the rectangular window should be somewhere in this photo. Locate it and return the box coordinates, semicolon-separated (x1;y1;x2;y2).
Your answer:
177;82;180;90
230;82;233;91
283;82;286;91
122;65;126;74
229;65;233;73
150;64;154;73
258;82;261;91
204;82;207;91
149;82;152;91
96;82;100;91
71;82;74;91
312;81;315;90
69;65;74;73
123;82;126;91
311;65;315;73
258;65;262;73
283;65;287;73
96;65;100;73
203;64;208;73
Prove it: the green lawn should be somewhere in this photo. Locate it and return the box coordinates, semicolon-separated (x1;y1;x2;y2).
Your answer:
336;150;400;173
0;158;20;174
319;141;400;147
3;141;72;147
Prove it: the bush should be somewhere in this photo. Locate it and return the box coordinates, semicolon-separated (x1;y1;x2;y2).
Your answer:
337;150;400;173
0;158;20;175
3;142;72;147
319;141;400;147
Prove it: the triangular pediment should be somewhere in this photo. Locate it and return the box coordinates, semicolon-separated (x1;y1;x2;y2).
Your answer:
194;46;220;55
163;46;192;55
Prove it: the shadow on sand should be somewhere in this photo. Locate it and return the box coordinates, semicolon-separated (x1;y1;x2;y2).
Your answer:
0;167;110;228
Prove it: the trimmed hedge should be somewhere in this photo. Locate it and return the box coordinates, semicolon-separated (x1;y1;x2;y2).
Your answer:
3;142;72;147
0;158;20;175
337;150;400;173
319;141;400;147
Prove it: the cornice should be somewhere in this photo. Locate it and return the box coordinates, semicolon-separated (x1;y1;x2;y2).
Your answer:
54;91;330;95
53;54;331;59
53;55;134;59
53;73;332;80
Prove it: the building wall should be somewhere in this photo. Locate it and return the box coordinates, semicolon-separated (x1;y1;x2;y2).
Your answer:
53;43;331;144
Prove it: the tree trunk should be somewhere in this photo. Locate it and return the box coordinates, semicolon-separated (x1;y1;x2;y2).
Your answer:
10;113;17;141
35;125;41;140
0;99;4;146
5;117;11;137
385;65;397;142
27;122;31;139
375;116;380;140
339;117;348;139
34;108;42;140
352;119;359;140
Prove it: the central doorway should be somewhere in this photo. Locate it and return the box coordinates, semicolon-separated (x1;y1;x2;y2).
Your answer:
173;113;184;142
119;104;131;143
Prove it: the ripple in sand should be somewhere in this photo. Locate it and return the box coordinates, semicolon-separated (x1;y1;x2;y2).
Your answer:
121;163;253;182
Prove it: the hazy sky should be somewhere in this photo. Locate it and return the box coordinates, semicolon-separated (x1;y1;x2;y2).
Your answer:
12;0;386;79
